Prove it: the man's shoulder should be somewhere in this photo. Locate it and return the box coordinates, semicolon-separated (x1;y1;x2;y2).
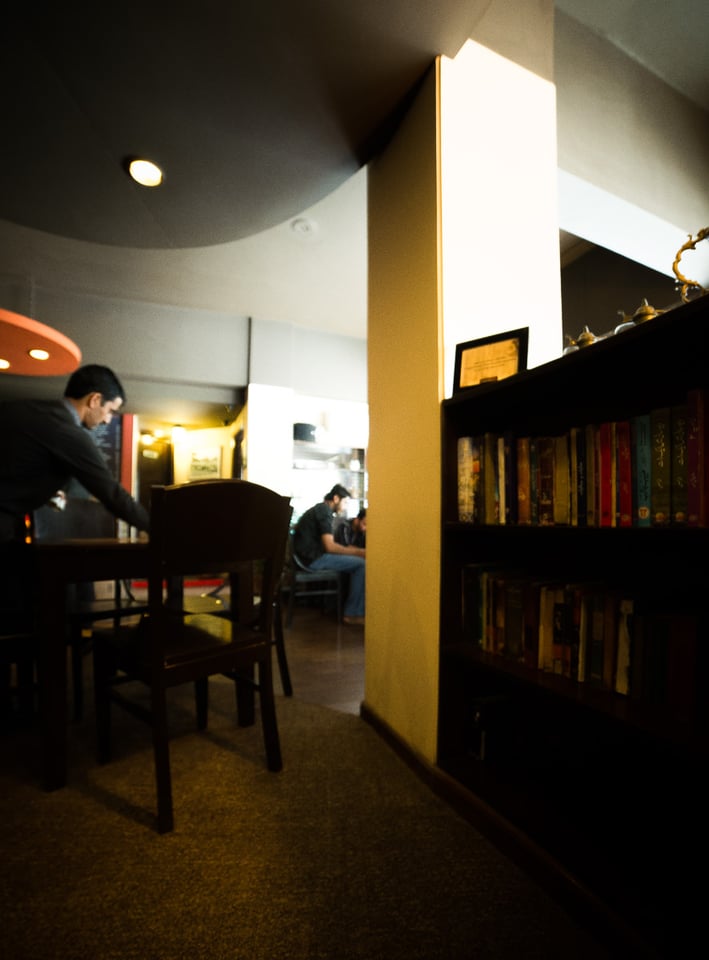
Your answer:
0;398;68;423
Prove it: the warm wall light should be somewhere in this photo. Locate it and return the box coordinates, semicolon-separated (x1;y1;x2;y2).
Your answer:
171;425;186;442
127;158;163;187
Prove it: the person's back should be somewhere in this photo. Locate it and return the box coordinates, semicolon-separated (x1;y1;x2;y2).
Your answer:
293;500;334;565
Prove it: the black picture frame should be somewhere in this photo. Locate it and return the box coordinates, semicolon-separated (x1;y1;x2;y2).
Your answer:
453;327;529;394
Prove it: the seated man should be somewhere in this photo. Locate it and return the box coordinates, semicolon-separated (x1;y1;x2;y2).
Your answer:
293;484;365;625
334;507;366;549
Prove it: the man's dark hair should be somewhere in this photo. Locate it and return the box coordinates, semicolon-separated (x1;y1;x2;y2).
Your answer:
356;508;367;520
325;484;351;501
64;364;126;403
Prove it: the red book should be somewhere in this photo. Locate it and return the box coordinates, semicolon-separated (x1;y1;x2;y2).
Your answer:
615;420;632;527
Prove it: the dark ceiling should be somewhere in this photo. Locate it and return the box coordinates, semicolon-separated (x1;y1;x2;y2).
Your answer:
1;1;485;249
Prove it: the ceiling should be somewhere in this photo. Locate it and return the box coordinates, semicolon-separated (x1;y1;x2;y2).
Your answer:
1;2;707;429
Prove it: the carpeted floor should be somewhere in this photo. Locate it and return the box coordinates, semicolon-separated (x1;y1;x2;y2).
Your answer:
0;675;636;960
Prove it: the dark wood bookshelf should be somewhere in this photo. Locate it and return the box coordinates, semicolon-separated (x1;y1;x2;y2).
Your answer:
438;296;709;957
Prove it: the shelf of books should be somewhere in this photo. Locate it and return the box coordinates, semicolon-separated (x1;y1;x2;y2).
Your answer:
438;295;709;955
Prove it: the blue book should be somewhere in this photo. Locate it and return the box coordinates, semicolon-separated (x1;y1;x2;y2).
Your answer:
631;413;651;527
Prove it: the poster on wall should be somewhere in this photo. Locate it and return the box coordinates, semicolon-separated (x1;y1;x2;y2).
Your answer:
189;447;221;480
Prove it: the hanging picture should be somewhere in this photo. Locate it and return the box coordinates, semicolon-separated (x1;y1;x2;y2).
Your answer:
189;447;222;480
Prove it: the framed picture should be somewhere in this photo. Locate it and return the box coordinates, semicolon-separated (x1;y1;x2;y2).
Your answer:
453;327;529;394
189;447;222;480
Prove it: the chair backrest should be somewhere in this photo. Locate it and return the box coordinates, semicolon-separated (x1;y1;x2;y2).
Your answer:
148;479;292;630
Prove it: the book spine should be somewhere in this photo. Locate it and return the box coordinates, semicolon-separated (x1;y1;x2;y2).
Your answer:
457;437;475;522
569;427;579;526
516;436;531;525
574;426;587;527
585;423;597;526
615;598;633;695
602;592;618;691
670;403;688;525
551;586;566;675
537;436;554;526
586;590;605;687
529;437;539;525
631;413;652;527
598;422;613;527
615;420;632;527
538;583;557;672
502;432;517;525
650;407;671;526
497;435;507;526
553;434;571;525
483;432;500;524
471;437;484;523
686;388;702;527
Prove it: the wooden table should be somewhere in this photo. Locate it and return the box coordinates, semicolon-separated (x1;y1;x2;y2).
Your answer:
35;538;149;790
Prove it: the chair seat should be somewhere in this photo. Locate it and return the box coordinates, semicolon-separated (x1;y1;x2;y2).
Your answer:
68;583;148;721
285;548;344;625
111;612;266;675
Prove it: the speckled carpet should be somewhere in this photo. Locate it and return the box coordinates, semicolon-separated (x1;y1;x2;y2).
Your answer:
0;676;628;960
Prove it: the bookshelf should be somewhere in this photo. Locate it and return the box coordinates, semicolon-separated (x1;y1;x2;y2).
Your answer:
438;296;709;954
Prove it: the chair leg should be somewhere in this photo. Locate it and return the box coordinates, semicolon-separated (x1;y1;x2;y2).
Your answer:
151;684;174;834
272;596;292;696
92;645;112;763
258;657;282;772
286;580;295;627
195;677;208;729
70;624;85;722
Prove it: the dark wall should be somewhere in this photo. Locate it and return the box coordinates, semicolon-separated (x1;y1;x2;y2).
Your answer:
560;246;682;347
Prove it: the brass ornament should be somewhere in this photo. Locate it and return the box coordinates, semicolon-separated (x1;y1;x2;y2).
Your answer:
672;227;709;302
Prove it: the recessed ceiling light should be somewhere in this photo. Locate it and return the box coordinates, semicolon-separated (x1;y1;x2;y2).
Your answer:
28;348;50;361
289;217;318;239
128;158;163;187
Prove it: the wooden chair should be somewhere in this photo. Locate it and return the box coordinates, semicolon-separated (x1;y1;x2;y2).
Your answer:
92;479;292;833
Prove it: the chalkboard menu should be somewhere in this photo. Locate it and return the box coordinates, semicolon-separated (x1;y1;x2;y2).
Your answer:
93;415;122;481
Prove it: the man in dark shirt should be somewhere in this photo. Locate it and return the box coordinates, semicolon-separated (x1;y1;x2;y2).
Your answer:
293;484;366;624
0;364;150;543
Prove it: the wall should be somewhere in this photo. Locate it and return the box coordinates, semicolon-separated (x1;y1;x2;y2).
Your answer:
555;11;709;284
250;318;367;403
366;63;443;763
366;6;560;764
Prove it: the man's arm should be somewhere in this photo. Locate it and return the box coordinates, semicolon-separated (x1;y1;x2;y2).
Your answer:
52;411;150;532
320;532;365;558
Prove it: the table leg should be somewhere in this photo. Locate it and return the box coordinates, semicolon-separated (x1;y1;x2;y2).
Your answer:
38;572;68;790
